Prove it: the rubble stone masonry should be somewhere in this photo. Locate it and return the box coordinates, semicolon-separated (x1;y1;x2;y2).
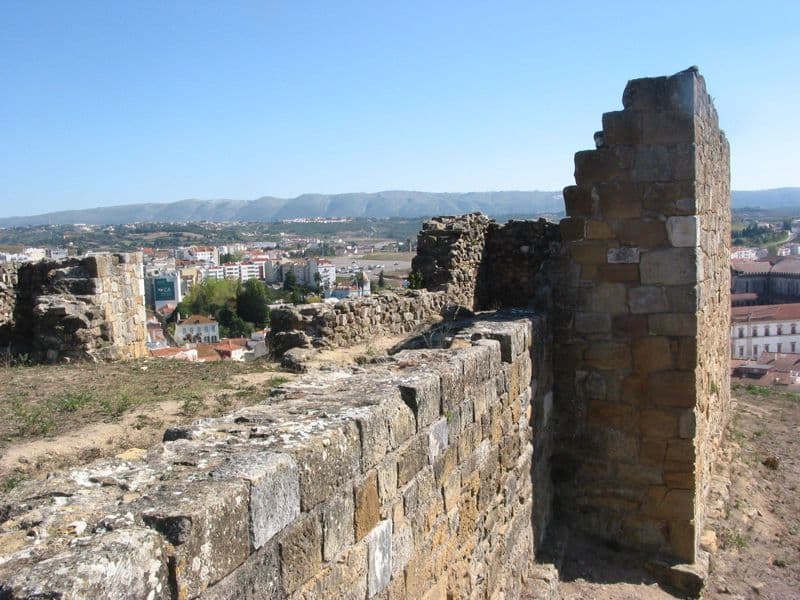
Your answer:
12;253;147;362
553;68;730;562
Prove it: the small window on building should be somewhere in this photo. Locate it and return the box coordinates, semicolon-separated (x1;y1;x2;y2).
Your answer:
778;343;783;353
738;347;744;357
753;328;758;337
793;342;797;352
754;344;759;356
778;325;783;335
766;344;770;353
765;326;771;336
793;324;797;334
738;328;744;338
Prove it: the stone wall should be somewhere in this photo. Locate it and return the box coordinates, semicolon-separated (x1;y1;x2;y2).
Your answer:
269;290;451;354
552;68;730;562
11;253;147;362
0;265;17;331
0;314;555;599
411;213;491;310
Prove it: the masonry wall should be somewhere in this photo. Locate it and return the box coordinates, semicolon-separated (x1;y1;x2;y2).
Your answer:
269;290;451;354
553;68;730;562
12;253;147;362
0;314;554;600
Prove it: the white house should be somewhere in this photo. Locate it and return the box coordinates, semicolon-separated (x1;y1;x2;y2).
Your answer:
731;303;800;359
175;315;219;344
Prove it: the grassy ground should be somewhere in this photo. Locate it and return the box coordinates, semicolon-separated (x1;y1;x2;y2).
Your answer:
0;357;291;490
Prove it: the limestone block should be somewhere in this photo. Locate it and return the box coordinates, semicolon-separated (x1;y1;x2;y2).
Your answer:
640;248;696;285
291;543;368;600
212;452;300;550
0;529;170;600
584;342;632;370
367;520;392;597
583;282;628;314
648;370;696;408
628;286;668;314
396;434;429;487
607;246;640;264
632;336;673;373
666;216;698;247
355;395;415;470
321;487;355;561
354;470;381;541
574;311;611;333
428;418;449;465
648;313;696;336
198;538;282;600
398;372;442;429
278;513;322;594
289;421;361;512
137;480;250;599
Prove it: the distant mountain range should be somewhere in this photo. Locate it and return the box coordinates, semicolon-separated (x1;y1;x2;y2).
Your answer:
1;188;798;227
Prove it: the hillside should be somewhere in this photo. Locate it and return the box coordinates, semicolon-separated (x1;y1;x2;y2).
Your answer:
1;188;798;227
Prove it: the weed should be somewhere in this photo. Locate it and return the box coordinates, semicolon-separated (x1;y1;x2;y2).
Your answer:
269;376;289;388
720;527;748;550
56;392;93;413
99;394;136;417
773;558;788;568
11;400;56;436
180;393;204;416
0;473;24;493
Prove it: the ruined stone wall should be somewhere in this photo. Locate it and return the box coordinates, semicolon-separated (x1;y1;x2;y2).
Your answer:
12;253;147;362
0;264;17;330
0;314;555;600
269;290;452;354
553;68;730;562
411;213;491;310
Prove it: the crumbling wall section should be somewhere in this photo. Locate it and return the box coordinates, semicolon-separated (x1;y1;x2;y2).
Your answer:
553;68;730;562
0;314;555;600
411;213;492;310
12;253;147;362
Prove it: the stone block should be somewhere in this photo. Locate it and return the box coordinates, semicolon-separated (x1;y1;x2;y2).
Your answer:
666;216;698;247
678;409;696;439
586;220;614;239
596;182;644;218
290;421;361;511
642;181;696;215
574;148;627;184
628;286;668;314
560;217;585;241
0;530;170;600
279;513;323;594
198;538;282;600
563;184;595;217
396;434;429;487
632;336;673;372
665;286;698;313
212;452;300;550
588;400;637;432
570;241;612;265
366;520;392;597
639;409;679;439
137;480;250;599
648;313;696;336
322;487;355;561
376;455;398;504
355;395;415;470
648;370;696;408
607;247;640;264
640;248;696;285
355;470;381;541
584;342;632;370
643;487;693;521
574;311;611;334
584;282;628;314
291;543;368;600
614;218;668;247
598;264;640;282
398;372;442;430
428;418;449;465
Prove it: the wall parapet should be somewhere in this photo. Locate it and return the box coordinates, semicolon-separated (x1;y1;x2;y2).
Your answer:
0;312;553;600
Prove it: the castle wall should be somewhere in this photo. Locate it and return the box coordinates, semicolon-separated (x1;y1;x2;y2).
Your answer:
0;314;555;599
553;69;730;562
12;253;147;362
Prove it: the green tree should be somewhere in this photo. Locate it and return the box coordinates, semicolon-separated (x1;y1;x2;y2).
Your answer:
177;279;240;318
283;268;298;291
408;271;425;289
378;270;385;288
236;279;270;327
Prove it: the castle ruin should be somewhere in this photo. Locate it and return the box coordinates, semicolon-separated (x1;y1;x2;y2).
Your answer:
0;68;730;598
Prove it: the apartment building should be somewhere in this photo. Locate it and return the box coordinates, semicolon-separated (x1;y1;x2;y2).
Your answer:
731;303;800;359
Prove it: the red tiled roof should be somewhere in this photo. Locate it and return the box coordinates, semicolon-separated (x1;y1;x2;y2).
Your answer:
182;315;217;325
732;303;800;323
731;260;771;274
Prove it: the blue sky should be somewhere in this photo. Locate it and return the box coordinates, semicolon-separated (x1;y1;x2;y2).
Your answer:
1;1;799;217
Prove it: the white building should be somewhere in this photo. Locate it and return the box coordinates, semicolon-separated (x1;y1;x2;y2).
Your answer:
308;258;337;291
730;247;761;260
175;315;219;344
731;303;800;359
